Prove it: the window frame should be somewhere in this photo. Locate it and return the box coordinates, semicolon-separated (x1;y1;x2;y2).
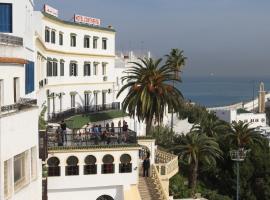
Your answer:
84;63;91;76
0;3;13;33
70;34;76;47
84;36;90;48
51;30;56;44
102;38;107;50
70;62;78;76
14;152;26;191
45;28;50;43
59;32;63;45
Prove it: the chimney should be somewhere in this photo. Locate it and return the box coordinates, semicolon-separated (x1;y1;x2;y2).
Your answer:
258;82;266;113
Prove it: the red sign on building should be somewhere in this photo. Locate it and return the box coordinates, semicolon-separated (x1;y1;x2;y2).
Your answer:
74;14;101;26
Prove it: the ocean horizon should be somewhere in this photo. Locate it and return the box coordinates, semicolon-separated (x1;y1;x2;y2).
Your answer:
178;76;270;107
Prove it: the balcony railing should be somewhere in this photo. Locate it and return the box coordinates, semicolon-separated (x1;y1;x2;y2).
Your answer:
48;102;121;122
46;126;137;148
151;164;169;200
0;33;23;46
155;149;179;178
0;98;37;114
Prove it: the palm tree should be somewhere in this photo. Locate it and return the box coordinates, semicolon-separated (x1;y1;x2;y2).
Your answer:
117;57;183;134
227;121;263;149
193;114;229;137
173;132;223;196
165;49;187;132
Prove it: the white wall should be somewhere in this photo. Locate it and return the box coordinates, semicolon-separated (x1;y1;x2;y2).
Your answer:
47;148;139;200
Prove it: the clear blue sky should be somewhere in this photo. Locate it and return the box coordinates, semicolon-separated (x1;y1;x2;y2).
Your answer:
35;0;270;77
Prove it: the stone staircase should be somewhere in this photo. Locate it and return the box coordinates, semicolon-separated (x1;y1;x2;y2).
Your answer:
138;176;163;200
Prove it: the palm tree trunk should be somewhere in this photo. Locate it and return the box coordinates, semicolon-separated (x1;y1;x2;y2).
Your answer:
190;160;199;196
145;117;153;135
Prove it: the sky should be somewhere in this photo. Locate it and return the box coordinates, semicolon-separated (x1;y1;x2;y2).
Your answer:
35;0;270;77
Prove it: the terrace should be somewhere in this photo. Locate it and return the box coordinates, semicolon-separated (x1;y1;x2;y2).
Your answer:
45;126;137;149
48;102;121;122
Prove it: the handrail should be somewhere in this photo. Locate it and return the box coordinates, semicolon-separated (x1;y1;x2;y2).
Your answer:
151;164;169;200
155;149;178;176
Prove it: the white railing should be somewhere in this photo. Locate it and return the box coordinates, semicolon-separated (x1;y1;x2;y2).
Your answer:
155;149;178;177
151;164;169;200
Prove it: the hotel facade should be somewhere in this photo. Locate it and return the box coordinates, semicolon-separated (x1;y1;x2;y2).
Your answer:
0;1;179;200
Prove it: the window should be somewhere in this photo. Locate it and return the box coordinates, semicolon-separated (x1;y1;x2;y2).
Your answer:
45;28;50;42
0;3;12;33
60;61;64;76
84;93;90;107
59;32;63;45
97;195;114;200
93;62;98;75
4;160;12;199
52;61;58;76
255;119;259;122
71;94;75;108
25;61;35;94
102;38;107;50
47;61;53;77
102;62;107;75
102;155;114;174
84;155;97;175
84;36;90;48
51;30;56;44
0;79;4;106
93;37;98;49
31;147;37;180
70;62;78;76
47;157;60;177
13;77;20;103
84;63;91;76
66;156;79;176
119;154;132;173
14;152;26;191
102;91;106;106
70;34;76;47
94;92;98;105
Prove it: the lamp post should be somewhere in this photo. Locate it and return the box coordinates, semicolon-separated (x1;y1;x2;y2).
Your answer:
230;148;249;200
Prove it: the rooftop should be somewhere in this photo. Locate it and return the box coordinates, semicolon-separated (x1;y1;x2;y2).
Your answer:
46;126;138;150
42;12;116;33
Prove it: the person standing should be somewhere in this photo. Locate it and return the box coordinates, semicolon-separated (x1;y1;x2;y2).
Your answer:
60;120;67;143
143;156;150;177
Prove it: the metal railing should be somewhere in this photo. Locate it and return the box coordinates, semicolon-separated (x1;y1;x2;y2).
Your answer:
48;102;121;122
0;33;23;46
155;150;179;177
0;98;37;113
46;126;137;148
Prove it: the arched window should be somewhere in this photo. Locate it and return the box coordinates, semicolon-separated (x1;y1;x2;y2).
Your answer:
84;155;97;175
47;157;60;176
119;154;132;173
65;156;79;176
96;195;114;200
102;155;114;174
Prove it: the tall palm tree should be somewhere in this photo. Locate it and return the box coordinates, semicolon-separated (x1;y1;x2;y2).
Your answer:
165;49;187;132
117;57;183;134
227;121;263;149
173;132;223;196
193;114;229;137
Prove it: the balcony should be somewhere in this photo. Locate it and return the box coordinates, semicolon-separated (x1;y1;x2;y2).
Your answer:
46;126;138;150
0;33;23;46
48;102;121;122
0;98;37;115
155;149;179;178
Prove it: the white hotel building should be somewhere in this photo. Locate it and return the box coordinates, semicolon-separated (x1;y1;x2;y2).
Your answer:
0;1;179;200
34;11;118;121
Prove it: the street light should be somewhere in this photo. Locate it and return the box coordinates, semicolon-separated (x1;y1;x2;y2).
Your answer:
230;148;249;200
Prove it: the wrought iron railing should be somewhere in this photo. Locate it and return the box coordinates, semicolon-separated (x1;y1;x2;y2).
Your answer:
46;126;137;148
48;102;121;122
0;98;37;113
0;33;23;46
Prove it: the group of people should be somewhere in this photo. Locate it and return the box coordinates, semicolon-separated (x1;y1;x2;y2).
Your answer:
54;120;130;146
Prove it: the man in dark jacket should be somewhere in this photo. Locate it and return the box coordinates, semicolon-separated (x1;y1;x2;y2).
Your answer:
143;156;150;177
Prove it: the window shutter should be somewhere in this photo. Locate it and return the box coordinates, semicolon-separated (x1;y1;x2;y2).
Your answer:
70;63;72;76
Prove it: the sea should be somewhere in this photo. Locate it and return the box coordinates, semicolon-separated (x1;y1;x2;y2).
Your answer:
178;76;270;108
